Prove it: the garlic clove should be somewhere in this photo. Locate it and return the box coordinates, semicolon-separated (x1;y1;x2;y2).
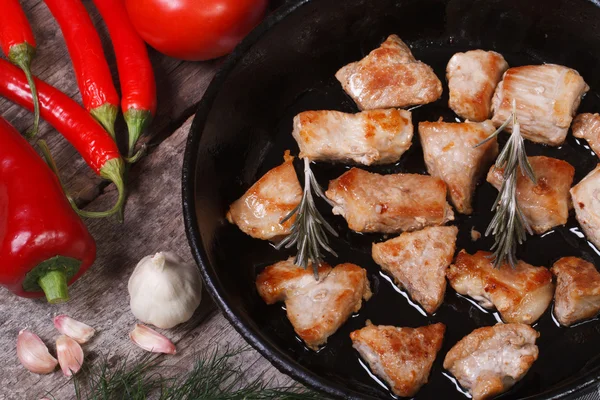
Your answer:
129;324;176;354
16;329;58;374
53;315;95;344
56;335;84;376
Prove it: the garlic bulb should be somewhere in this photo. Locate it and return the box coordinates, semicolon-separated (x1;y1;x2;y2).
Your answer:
128;252;202;329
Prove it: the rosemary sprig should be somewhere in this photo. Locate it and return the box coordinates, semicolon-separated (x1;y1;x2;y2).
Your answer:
68;347;324;399
475;100;536;268
275;157;338;278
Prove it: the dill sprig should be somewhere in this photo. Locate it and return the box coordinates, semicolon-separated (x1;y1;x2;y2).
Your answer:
475;100;536;268
72;354;161;400
276;157;338;278
67;347;324;400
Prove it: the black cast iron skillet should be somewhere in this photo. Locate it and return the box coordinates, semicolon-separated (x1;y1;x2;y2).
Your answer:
182;0;600;398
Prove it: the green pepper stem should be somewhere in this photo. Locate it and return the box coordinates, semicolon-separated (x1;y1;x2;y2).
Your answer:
98;157;127;222
124;108;152;159
9;43;39;138
124;144;146;163
90;103;118;140
38;140;127;222
38;270;69;304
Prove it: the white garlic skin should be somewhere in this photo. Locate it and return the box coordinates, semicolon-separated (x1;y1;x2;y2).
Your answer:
128;252;202;329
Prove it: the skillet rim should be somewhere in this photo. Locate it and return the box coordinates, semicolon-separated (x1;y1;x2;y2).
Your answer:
181;0;600;398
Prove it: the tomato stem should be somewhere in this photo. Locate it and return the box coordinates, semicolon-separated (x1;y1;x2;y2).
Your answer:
9;43;39;138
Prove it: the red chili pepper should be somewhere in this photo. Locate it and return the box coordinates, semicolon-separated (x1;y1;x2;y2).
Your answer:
0;117;97;303
44;0;120;139
0;0;40;136
93;0;157;158
0;58;126;219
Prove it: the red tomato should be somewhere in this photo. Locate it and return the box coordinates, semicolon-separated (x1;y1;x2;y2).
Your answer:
125;0;268;61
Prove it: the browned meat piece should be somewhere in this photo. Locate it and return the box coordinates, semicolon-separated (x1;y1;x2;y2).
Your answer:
551;257;600;326
491;64;589;145
571;165;600;249
325;168;454;233
443;323;539;400
487;156;575;234
372;226;458;313
256;258;371;350
226;152;302;240
335;35;442;110
447;250;554;324
292;108;413;165
351;322;445;397
419;119;499;214
446;50;509;121
572;113;600;156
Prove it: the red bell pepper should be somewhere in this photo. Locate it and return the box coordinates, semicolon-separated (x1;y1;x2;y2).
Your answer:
0;116;96;303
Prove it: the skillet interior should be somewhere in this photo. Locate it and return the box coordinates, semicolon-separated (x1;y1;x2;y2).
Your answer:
182;0;600;398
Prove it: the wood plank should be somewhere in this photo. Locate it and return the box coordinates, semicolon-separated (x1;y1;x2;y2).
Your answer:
0;0;219;206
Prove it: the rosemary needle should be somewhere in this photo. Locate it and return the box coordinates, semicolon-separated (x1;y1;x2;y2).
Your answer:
275;157;338;279
475;100;536;268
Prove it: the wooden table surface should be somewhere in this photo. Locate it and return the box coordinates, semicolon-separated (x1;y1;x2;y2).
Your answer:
0;1;294;399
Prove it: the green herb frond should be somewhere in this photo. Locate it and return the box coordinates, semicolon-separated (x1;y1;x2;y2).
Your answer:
72;354;163;400
276;157;338;278
68;347;323;400
162;346;323;399
475;100;536;268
